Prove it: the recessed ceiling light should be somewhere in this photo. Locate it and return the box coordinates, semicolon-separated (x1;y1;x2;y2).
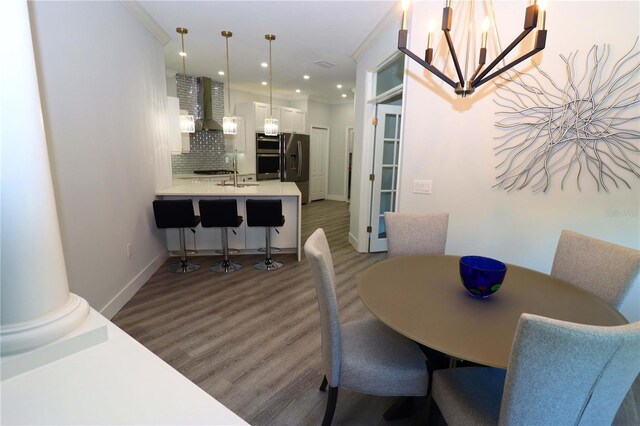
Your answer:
261;62;268;68
337;84;343;89
342;94;347;98
218;71;225;76
261;81;268;86
295;89;301;93
303;75;310;80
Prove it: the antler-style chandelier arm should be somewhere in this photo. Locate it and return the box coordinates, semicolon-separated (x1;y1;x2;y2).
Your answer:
398;30;457;88
474;30;547;88
441;4;465;86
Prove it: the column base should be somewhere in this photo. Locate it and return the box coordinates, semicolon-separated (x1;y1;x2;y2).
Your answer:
1;293;90;356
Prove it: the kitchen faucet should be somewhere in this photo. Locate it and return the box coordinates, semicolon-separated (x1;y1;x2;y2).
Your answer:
232;150;238;187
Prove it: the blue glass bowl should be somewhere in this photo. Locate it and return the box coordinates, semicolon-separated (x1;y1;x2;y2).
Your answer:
459;256;507;298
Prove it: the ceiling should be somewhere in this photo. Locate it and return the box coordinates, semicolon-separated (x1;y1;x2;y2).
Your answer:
140;1;396;103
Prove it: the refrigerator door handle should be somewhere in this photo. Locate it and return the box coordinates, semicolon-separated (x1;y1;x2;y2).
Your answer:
297;140;302;178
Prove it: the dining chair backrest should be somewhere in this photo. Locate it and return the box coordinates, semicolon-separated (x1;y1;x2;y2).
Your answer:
551;230;640;308
304;228;342;388
384;212;449;258
499;314;640;426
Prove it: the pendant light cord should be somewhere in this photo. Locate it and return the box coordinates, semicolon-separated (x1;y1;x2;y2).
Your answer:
225;35;232;115
269;38;273;116
181;33;186;93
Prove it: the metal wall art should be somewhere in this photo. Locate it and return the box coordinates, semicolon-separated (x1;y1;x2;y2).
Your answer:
493;38;639;192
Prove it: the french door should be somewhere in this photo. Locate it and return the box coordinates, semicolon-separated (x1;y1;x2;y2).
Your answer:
369;104;402;252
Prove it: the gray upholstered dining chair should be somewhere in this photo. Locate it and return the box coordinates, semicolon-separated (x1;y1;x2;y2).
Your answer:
551;230;640;309
431;313;640;426
384;212;449;258
304;228;429;426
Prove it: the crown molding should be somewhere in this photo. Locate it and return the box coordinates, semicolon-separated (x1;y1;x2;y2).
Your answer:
120;1;170;46
352;2;400;62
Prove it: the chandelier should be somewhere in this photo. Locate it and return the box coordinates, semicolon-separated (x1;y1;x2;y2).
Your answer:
398;0;548;97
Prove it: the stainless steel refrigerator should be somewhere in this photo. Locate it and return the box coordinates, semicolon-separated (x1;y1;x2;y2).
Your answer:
280;132;310;204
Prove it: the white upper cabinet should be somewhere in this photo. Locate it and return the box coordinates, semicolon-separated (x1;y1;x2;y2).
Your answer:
277;106;306;133
253;102;281;132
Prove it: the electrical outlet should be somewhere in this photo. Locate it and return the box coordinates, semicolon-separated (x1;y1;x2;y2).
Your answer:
413;179;432;194
126;243;132;258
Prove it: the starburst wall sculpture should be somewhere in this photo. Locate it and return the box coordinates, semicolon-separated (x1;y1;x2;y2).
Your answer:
493;38;640;192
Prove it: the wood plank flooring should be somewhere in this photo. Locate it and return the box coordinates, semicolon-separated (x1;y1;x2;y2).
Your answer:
112;199;639;425
113;200;408;425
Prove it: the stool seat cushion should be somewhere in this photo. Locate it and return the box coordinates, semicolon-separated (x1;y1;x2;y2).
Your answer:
199;199;244;228
246;199;285;227
153;199;200;229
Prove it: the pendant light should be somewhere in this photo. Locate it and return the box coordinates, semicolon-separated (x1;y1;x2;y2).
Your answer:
176;27;195;133
264;34;278;136
221;31;238;135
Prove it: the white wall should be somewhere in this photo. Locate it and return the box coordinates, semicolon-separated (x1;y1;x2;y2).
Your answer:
327;102;355;200
307;99;331;132
399;1;640;320
231;89;292;110
30;1;170;317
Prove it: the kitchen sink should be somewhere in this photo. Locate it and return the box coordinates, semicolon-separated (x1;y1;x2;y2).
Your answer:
216;182;259;187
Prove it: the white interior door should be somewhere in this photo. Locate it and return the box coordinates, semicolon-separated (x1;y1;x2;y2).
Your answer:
310;126;329;201
369;104;402;252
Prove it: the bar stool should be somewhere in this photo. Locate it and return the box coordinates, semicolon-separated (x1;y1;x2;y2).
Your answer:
246;199;285;270
199;199;243;273
152;199;201;273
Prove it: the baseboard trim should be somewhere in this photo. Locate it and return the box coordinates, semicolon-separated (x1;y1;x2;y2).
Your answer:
348;232;360;252
99;252;168;319
326;194;346;202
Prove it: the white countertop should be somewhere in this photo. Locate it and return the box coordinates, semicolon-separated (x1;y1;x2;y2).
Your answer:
157;178;301;197
1;310;247;425
173;173;254;180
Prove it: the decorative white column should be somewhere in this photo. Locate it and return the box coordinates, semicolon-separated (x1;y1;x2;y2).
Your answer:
1;0;89;355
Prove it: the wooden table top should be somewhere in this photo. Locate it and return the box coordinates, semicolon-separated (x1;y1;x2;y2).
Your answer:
357;255;628;369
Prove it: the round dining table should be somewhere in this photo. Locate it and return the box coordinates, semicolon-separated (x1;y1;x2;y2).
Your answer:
357;255;628;369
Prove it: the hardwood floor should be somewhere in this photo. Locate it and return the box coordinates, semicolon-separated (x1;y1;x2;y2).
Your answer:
113;200;408;425
113;199;639;425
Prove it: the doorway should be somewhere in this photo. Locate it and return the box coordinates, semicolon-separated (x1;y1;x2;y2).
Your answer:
365;53;405;252
368;100;402;252
346;126;354;201
310;126;329;201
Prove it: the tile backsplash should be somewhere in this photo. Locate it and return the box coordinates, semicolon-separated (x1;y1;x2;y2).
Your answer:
171;74;231;174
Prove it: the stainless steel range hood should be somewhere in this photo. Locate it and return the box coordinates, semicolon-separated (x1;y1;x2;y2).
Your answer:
196;77;223;132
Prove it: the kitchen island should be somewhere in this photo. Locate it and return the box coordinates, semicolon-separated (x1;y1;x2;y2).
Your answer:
156;179;302;261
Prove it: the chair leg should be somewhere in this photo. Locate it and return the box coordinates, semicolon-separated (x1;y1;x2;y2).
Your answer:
319;375;328;392
412;395;428;426
322;386;338;426
426;394;443;426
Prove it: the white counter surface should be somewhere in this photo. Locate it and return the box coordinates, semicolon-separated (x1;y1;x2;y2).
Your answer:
157;178;301;197
173;173;254;180
1;310;247;425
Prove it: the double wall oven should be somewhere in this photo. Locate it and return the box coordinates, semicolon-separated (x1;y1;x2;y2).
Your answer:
256;133;281;180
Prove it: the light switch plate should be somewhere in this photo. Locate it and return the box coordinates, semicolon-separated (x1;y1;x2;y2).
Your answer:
413;179;432;194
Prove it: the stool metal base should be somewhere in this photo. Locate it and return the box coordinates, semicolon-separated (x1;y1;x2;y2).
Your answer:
167;261;201;273
216;248;240;255
254;258;283;271
258;246;281;253
211;259;242;273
